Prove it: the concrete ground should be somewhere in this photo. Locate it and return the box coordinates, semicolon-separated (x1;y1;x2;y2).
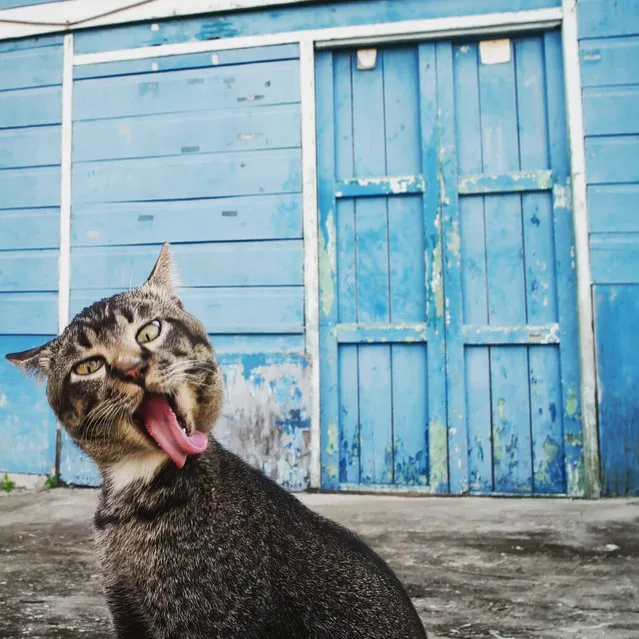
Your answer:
0;489;637;639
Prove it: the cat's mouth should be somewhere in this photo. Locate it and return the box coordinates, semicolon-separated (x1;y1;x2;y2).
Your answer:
132;393;208;468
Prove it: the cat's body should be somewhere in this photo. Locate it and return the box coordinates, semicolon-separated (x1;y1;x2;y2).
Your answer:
7;244;427;639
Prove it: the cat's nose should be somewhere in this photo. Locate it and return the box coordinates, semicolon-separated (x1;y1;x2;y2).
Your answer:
112;355;148;382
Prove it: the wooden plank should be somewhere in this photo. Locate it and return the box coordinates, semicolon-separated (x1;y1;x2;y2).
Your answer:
73;59;300;121
70;286;304;334
0;167;60;209
391;344;428;485
335;175;425;198
437;41;468;494
0;125;61;169
479;37;532;493
316;51;340;489
583;87;639;136
74;44;300;80
72;104;301;162
594;284;639;496
338;345;360;483
72;149;302;204
0;208;59;250
0;250;58;292
458;170;553;194
0;85;61;129
0;44;62;91
580;36;639;88
516;35;564;494
351;49;392;485
462;324;559;345
336;323;428;344
590;234;639;284
0;293;58;334
578;0;639;39
0;334;57;475
358;345;393;484
586;136;639;184
545;29;584;496
0;33;62;53
71;194;302;246
70;241;303;289
454;40;492;494
211;333;304;355
419;42;448;493
383;47;428;488
0;0;58;8
588;184;639;233
73;0;562;55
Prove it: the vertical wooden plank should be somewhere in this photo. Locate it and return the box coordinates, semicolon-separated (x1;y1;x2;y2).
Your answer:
351;50;393;484
334;52;360;484
545;29;585;496
383;47;427;485
316;50;340;489
419;42;448;492
454;42;493;493
515;36;565;494
479;40;533;493
437;41;467;493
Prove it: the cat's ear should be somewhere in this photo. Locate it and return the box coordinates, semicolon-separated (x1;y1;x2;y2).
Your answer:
5;340;54;379
144;242;183;307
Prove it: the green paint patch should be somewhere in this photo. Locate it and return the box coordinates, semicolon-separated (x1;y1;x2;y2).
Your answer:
429;419;448;491
325;421;338;457
565;388;578;417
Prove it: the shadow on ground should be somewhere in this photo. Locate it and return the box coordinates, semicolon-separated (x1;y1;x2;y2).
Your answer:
0;490;637;638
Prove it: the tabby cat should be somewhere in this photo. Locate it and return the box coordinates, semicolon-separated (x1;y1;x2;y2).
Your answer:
7;243;427;639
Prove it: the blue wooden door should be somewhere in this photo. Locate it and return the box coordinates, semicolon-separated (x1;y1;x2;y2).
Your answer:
318;32;584;495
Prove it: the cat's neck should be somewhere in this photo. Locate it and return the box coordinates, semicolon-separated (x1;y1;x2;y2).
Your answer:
104;451;170;493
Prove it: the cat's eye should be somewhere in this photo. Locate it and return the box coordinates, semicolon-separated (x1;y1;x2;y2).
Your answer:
74;357;104;376
136;320;162;344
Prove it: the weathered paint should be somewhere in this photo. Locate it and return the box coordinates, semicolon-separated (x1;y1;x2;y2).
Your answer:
334;174;425;198
458;169;553;194
336;324;428;344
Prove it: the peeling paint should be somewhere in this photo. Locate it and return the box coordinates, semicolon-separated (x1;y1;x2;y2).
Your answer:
325;420;338;457
429;419;448;491
319;210;336;317
553;183;571;210
565;388;578;417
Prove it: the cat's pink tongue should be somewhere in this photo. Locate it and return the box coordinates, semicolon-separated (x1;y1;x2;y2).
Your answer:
139;395;208;468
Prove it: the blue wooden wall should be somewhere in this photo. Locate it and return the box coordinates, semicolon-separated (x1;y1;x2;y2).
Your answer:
580;0;639;496
59;42;310;488
0;35;62;475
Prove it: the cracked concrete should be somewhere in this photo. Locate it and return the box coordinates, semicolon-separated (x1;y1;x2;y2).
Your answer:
0;489;637;638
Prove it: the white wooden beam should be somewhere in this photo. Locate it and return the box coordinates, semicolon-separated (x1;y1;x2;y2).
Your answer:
561;0;601;499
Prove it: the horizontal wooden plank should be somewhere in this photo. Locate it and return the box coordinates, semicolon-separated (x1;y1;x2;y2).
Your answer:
0;166;60;209
74;44;300;80
74;0;560;54
72;149;301;203
0;333;57;475
70;241;303;289
72;105;300;162
578;0;639;38
590;233;639;284
211;333;304;354
73;59;300;122
0;125;60;169
336;323;428;343
0;44;62;91
0;0;58;9
458;170;553;195
335;175;425;198
70;286;304;334
0;249;59;292
0;33;62;54
588;184;639;233
0;208;60;250
580;36;639;87
583;86;639;136
71;194;302;246
462;323;560;345
0;293;57;333
0;85;61;129
586;136;639;184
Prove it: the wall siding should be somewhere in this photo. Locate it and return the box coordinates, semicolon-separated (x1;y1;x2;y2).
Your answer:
580;0;639;496
0;35;62;476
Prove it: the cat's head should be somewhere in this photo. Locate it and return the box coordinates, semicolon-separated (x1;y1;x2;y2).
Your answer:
6;243;223;472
